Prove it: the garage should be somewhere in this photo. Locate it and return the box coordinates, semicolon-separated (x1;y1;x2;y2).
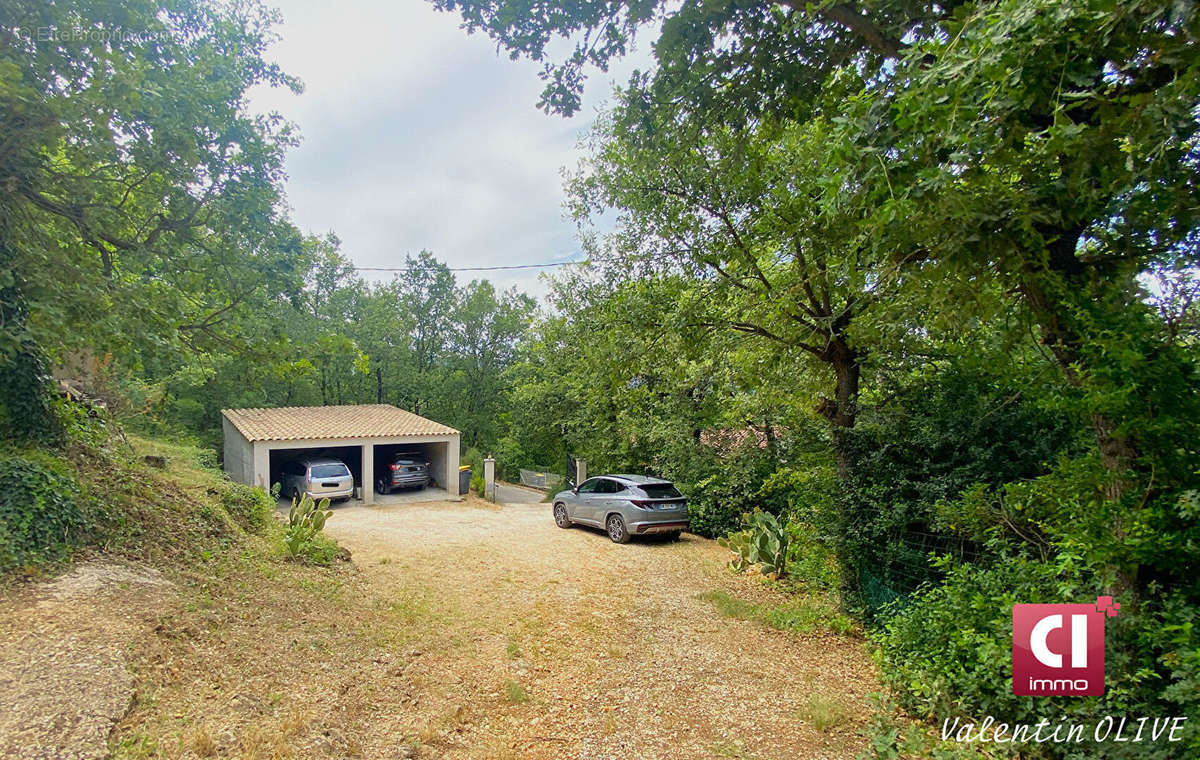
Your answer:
221;404;460;504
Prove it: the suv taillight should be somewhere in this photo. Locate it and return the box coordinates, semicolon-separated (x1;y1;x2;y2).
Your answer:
630;499;652;509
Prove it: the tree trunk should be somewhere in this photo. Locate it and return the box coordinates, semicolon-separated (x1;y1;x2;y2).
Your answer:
0;242;62;443
816;339;861;477
812;338;864;606
1017;272;1138;499
1018;253;1140;593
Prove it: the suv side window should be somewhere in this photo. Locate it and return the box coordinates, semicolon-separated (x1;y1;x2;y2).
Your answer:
599;479;622;494
577;478;603;494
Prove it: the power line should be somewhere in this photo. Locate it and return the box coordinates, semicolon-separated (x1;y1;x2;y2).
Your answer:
353;260;585;273
352;251;682;274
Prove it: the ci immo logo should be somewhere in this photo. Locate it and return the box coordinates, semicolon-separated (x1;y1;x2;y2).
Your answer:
1013;596;1119;696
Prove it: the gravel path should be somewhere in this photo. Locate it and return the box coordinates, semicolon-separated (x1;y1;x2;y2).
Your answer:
0;563;175;760
324;499;877;760
494;482;546;504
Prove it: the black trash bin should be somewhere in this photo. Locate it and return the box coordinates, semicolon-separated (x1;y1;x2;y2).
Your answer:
459;467;472;495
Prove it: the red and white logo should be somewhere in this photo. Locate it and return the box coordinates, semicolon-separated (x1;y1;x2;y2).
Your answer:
1012;596;1119;696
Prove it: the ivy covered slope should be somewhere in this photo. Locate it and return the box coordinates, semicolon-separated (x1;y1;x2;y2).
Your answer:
0;402;291;579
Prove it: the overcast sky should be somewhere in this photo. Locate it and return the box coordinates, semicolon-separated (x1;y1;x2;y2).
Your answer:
246;1;653;298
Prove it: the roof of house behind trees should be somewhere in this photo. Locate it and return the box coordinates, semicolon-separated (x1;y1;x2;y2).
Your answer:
221;404;459;442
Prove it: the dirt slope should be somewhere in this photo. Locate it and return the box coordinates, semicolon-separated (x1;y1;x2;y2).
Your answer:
0;563;175;759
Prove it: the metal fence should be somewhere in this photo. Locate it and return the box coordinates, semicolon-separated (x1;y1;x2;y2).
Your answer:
519;468;563;491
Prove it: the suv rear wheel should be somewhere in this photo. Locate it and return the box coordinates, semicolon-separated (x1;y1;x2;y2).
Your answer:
606;513;631;544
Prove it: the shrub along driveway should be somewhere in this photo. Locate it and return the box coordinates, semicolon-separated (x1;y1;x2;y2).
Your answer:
321;497;877;759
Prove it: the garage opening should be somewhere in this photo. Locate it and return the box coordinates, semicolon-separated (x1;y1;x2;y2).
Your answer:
373;442;446;490
269;446;363;499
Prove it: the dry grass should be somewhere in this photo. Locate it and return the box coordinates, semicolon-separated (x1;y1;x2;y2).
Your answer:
795;694;853;732
503;679;528;704
187;725;217;757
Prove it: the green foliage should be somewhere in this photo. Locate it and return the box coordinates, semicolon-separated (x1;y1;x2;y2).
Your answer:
0;346;63;445
686;451;784;538
875;554;1200;758
0;451;85;571
783;521;840;592
3;0;304;382
283;493;334;563
293;532;341;567
462;447;484;474
462;447;487;495
767;601;855;638
220;484;275;534
153;248;536;459
717;510;790;578
838;366;1082;616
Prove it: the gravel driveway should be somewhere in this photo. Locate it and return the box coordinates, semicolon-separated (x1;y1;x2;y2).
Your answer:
322;498;877;759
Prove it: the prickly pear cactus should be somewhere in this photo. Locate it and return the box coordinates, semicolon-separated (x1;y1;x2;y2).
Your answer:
284;493;333;557
719;509;790;578
717;530;754;571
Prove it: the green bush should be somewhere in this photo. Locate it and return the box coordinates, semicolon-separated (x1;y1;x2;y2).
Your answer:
0;451;85;571
462;446;488;495
784;520;839;590
220;483;274;533
0;337;63;445
296;532;341;566
685;451;782;537
462;447;484;474
874;553;1200;759
838;367;1080;617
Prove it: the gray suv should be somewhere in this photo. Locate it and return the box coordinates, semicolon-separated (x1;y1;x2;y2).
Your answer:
552;475;689;543
280;456;354;502
376;451;430;494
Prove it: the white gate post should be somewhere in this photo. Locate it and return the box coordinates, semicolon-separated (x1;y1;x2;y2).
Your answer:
361;443;374;504
484;456;496;502
575;458;587;485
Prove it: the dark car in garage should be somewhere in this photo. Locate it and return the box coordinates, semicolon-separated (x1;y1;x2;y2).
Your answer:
375;451;430;494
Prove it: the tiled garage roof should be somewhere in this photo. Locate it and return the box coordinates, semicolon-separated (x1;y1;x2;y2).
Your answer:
221;404;458;442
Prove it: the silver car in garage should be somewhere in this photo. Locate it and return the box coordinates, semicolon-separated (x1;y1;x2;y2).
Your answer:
552;474;689;543
280;456;355;503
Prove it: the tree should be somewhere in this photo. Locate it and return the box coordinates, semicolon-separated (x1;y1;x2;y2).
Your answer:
446;280;536;447
571;105;911;471
443;0;1200;592
431;0;944;118
1;0;306;429
393;251;457;415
